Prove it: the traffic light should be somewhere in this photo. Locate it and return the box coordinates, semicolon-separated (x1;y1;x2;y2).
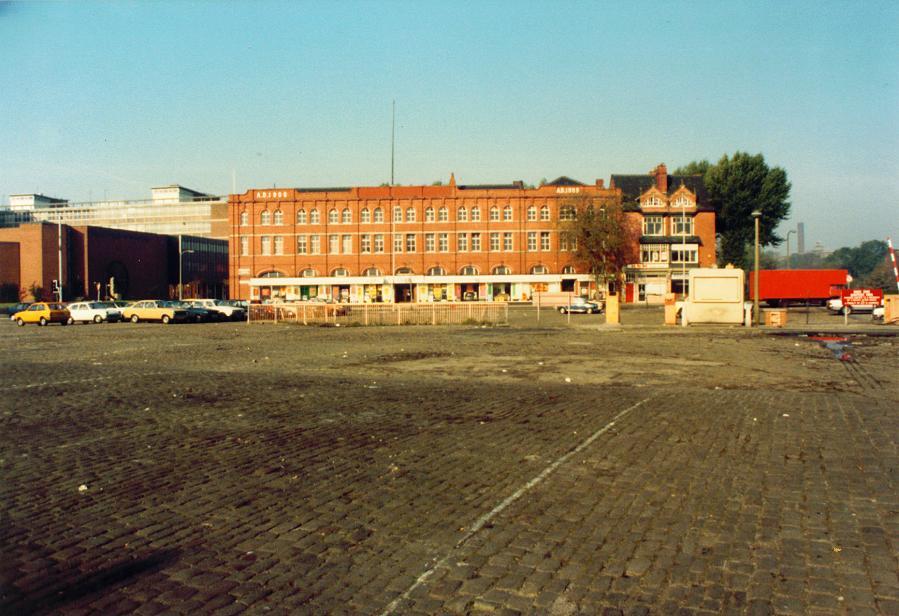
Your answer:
51;279;59;293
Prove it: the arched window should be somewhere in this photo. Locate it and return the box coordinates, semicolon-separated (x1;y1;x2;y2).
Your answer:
239;211;248;226
331;268;349;277
489;206;499;221
363;267;381;277
328;209;339;224
460;265;479;276
438;207;448;221
395;267;414;275
341;208;351;223
561;265;576;274
427;266;446;276
492;265;511;275
471;207;481;222
527;205;537;221
457;207;468;222
310;209;320;224
559;205;576;221
259;270;285;278
373;207;384;223
273;210;284;225
503;205;513;221
296;209;307;224
393;207;402;222
406;207;416;222
540;206;550;221
260;210;271;225
425;207;435;222
300;268;318;277
530;264;548;275
360;208;371;223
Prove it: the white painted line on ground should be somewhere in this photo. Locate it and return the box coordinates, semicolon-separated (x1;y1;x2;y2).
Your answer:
0;371;169;392
378;396;652;616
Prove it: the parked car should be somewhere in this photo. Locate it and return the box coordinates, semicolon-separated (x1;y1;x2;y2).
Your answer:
122;300;189;324
13;302;70;326
558;297;602;314
183;298;246;321
66;301;123;324
169;300;218;322
6;302;32;320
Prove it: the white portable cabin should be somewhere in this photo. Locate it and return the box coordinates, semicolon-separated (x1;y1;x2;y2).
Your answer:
683;268;745;324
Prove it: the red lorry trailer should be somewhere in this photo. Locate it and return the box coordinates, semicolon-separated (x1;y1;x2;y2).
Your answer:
748;269;849;306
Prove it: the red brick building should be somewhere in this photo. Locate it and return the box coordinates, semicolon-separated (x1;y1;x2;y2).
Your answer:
229;164;716;303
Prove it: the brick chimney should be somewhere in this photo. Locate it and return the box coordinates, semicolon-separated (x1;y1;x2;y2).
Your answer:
595;179;604;188
653;163;668;193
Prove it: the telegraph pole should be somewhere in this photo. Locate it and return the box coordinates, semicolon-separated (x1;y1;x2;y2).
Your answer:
390;100;396;186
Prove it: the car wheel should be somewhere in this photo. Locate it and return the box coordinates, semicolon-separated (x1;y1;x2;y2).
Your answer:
131;314;140;323
39;317;48;326
558;307;566;314
67;316;75;325
162;314;171;324
94;315;103;323
17;318;25;327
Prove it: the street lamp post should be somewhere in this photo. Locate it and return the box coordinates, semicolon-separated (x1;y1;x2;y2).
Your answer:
785;229;796;269
752;210;762;326
178;235;195;301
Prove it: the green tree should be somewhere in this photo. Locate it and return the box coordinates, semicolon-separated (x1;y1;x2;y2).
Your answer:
558;194;639;293
676;152;791;268
823;240;888;279
863;257;897;292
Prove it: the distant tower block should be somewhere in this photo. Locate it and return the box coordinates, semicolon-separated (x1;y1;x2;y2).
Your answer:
797;222;805;254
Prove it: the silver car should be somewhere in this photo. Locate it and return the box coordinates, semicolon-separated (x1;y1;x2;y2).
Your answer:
66;301;123;324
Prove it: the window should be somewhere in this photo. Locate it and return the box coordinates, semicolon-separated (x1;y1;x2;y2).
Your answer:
301;268;317;277
273;210;284;225
671;246;698;263
470;233;481;252
329;234;339;254
341;208;351;224
310;209;320;224
540;232;550;251
471;207;481;222
393;234;403;253
425;233;435;252
395;267;413;275
297;235;307;254
328;209;339;224
562;265;576;274
240;236;249;256
363;267;381;276
489;206;499;221
361;234;371;254
527;205;537;221
427;266;446;276
310;235;321;254
503;205;513;221
332;268;348;277
425;207;435;222
374;234;384;253
527;231;537;251
260;211;271;225
492;265;510;275
438;207;448;221
405;233;416;252
240;211;248;226
261;236;271;255
458;233;468;252
643;196;664;208
540;206;550;221
457;207;468;222
643;215;664;235
531;264;548;274
503;232;513;251
406;207;416;222
342;234;352;254
460;265;479;276
393;206;402;222
274;236;284;255
673;195;693;209
559;205;576;221
361;208;371;223
490;232;500;252
672;215;694;236
438;233;448;252
560;234;571;251
374;207;384;223
641;244;668;263
296;209;307;224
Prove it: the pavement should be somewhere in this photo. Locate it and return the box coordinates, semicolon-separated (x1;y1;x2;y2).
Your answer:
1;310;897;615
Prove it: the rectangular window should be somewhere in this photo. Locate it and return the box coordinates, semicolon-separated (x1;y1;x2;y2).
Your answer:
471;232;481;252
458;233;468;252
261;236;272;255
438;207;448;222
643;215;664;235
361;234;371;254
405;233;416;252
671;215;694;236
310;234;321;254
671;246;699;263
240;236;249;256
393;234;403;253
489;232;500;252
329;234;339;254
641;244;669;263
527;231;537;252
540;231;550;251
374;234;384;253
425;208;435;222
439;233;448;252
503;232;513;251
489;207;499;221
274;236;284;255
560;234;570;251
393;206;402;223
425;233;435;252
342;234;352;254
297;235;307;254
527;206;537;221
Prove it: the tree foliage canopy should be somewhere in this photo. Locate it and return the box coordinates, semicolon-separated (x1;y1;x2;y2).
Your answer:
824;240;888;279
676;152;791;268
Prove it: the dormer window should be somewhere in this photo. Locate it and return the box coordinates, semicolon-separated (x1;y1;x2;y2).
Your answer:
672;195;693;209
643;196;664;208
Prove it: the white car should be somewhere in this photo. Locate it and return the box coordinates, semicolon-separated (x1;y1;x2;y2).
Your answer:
66;301;123;324
183;298;246;321
827;298;876;314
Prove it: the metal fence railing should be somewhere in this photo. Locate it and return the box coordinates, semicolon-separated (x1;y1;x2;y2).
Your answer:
248;302;509;326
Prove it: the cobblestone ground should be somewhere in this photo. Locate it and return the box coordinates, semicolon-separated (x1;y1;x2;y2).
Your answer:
1;315;896;615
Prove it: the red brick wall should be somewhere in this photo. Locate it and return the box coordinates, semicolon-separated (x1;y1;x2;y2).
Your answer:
0;242;20;292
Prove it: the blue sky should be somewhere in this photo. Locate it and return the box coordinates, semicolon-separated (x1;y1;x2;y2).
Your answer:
1;0;896;250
